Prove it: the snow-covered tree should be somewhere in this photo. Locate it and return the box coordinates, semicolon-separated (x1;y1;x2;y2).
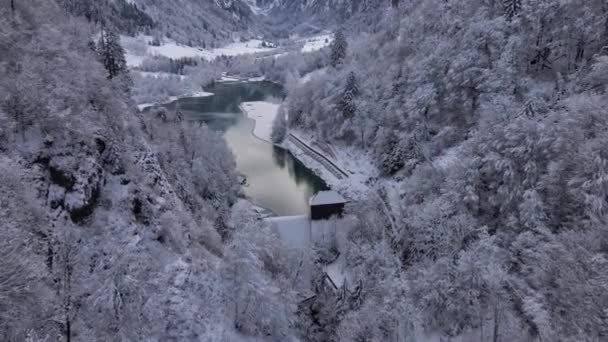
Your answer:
338;71;359;119
222;203;295;338
330;29;347;68
97;29;128;79
271;105;288;144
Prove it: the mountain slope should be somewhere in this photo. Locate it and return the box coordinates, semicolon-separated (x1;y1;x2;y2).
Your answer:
132;0;258;46
0;1;246;340
254;0;390;37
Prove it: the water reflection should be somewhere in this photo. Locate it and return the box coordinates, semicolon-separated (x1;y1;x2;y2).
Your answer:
167;81;328;216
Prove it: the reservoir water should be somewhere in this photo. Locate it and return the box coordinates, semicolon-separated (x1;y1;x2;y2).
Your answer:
163;81;328;216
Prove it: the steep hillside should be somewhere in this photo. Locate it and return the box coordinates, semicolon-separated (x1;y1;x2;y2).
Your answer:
132;0;258;46
58;0;156;35
5;0;608;341
277;0;608;340
1;1;295;340
256;0;391;36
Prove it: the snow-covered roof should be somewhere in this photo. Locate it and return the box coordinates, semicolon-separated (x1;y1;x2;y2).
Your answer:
309;191;347;206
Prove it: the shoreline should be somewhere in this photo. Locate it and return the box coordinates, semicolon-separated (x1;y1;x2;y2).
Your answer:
137;90;214;111
238;101;281;144
284;130;376;200
238;103;271;144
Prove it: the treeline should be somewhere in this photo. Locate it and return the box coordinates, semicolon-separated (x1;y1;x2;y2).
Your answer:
138;56;200;75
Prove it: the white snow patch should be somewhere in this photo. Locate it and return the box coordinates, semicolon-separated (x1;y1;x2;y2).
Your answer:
189;90;214;97
248;76;266;82
220;76;242;82
137;91;214;111
125;53;145;67
273;52;289;59
147;41;207;60
300;67;327;84
324;255;346;288
239;101;281;143
208;39;277;59
267;215;310;247
299;34;333;53
309;190;347;206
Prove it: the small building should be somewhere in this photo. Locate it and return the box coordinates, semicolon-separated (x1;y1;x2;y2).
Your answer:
309;191;348;220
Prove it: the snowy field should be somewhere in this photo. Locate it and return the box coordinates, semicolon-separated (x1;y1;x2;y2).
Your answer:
239;101;281;143
219;75;242;82
122;35;278;67
125;54;145;68
299;67;327;84
299;33;333;53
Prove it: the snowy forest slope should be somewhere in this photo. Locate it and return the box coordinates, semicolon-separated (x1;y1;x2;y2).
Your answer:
3;0;608;341
276;0;608;340
130;0;259;46
0;1;296;341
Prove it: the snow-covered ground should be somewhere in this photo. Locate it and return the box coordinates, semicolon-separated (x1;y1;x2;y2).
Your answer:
299;33;333;53
267;215;310;247
273;52;289;59
239;101;281;143
137;90;214;111
219;75;242;82
125;54;145;68
299;67;327;84
324;254;346;288
248;76;266;82
286;130;376;199
122;35;278;67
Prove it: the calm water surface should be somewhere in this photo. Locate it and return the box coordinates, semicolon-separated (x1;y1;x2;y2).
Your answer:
165;81;328;216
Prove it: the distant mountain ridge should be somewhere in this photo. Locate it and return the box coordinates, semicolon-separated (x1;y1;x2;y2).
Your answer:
251;0;390;36
251;0;387;18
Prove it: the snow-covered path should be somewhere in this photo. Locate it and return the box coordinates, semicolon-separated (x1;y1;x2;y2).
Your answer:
286;130;377;199
288;133;349;179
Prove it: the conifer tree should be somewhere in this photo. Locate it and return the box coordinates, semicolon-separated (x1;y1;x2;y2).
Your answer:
330;29;348;68
339;71;359;119
97;30;128;79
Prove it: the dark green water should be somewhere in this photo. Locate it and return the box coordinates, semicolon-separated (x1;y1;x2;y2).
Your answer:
166;81;328;216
